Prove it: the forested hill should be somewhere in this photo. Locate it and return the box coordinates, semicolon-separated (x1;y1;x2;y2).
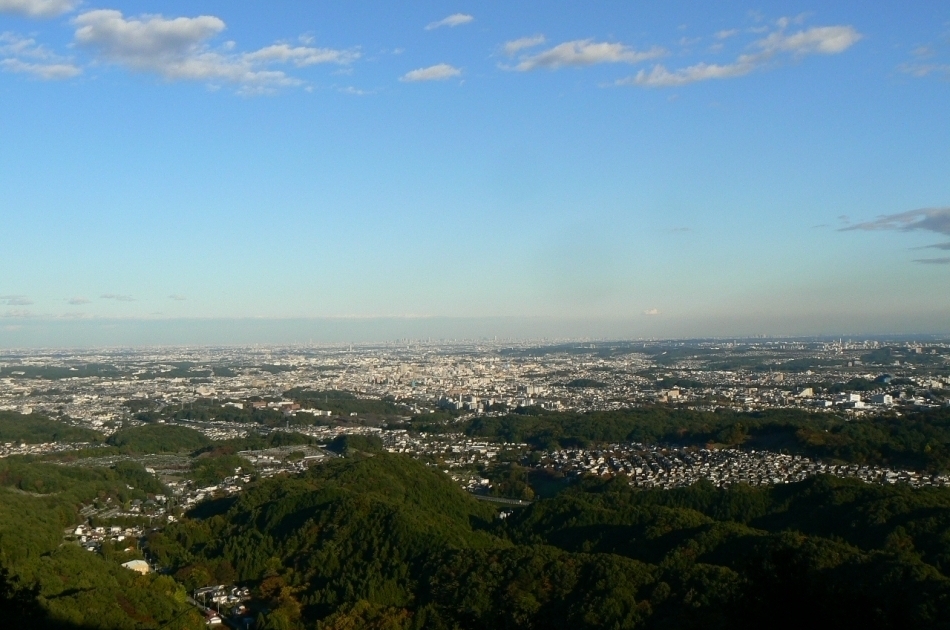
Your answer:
0;457;203;628
105;424;211;453
148;455;499;623
148;452;950;629
0;411;103;444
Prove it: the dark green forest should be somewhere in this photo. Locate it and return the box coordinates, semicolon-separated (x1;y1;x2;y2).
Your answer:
146;452;950;629
106;424;211;453
284;389;406;417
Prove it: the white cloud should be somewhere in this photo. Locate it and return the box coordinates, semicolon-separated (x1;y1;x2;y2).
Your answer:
67;297;90;305
0;0;76;18
504;35;546;56
0;295;32;306
72;10;358;93
243;43;359;67
644;308;660;316
716;29;739;40
512;39;666;71
622;22;861;87
425;13;473;30
2;309;35;318
1;57;80;78
0;32;81;79
757;25;861;56
623;58;757;87
101;293;135;301
400;63;460;82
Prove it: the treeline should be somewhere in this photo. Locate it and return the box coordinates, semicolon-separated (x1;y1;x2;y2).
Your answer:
209;431;313;452
0;411;103;444
0;364;127;380
0;457;164;505
190;453;253;486
145;452;950;629
106;424;211;453
106;423;306;457
284;388;406;417
463;407;950;472
325;434;384;455
132;390;406;428
137;400;287;427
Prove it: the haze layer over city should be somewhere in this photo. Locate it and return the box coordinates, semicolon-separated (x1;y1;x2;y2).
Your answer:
2;1;950;629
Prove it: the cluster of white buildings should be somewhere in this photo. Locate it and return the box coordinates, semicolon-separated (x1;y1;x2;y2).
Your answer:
540;444;950;489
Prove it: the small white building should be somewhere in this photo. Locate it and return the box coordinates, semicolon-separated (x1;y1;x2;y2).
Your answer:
121;560;150;575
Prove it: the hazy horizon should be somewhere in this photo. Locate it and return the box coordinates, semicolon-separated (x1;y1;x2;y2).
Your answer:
2;315;949;348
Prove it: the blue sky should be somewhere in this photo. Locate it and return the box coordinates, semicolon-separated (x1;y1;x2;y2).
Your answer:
1;1;949;345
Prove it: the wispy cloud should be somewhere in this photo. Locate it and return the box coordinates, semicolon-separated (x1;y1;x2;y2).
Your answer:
0;0;77;18
101;293;135;302
400;63;460;82
899;43;950;79
73;10;359;94
914;242;950;251
1;57;81;79
510;39;666;71
899;62;950;78
503;35;546;56
169;294;186;301
644;308;660;316
621;21;861;87
716;29;740;40
844;208;950;265
425;14;473;31
0;32;81;79
0;295;32;306
840;207;950;236
67;297;90;305
2;309;35;318
338;85;376;96
242;43;359;67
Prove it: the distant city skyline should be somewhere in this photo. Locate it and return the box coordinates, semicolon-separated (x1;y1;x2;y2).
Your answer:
1;1;948;346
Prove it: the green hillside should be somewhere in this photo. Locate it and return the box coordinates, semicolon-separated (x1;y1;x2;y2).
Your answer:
5;445;950;629
0;412;103;444
106;424;210;453
148;454;498;626
148;452;950;629
0;460;202;629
